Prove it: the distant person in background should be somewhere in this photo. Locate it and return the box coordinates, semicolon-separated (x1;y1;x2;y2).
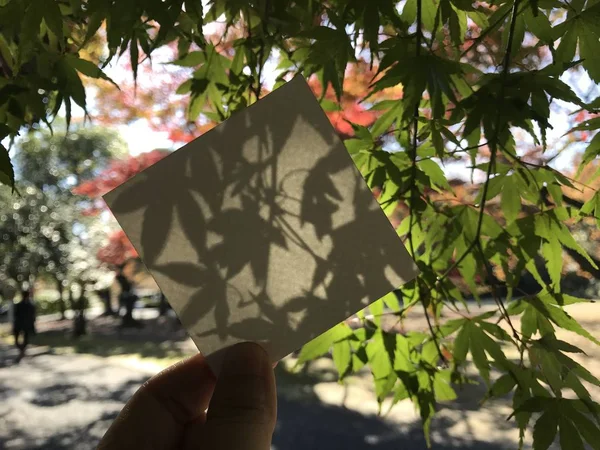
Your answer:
13;289;36;362
116;263;141;327
115;265;131;314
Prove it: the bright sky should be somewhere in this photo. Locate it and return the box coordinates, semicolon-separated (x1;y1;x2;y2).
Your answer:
106;58;280;157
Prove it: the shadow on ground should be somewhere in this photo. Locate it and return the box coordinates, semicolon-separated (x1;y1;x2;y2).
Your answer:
0;315;192;365
273;396;511;450
0;353;513;450
30;379;143;408
0;311;523;450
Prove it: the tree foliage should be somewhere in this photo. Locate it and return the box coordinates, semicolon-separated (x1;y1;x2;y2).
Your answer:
0;183;71;287
73;149;169;265
1;126;124;302
14;124;126;192
3;0;600;448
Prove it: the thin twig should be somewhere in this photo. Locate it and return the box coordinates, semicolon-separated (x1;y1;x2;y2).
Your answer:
458;1;527;60
407;0;447;366
475;240;520;345
469;0;524;348
245;8;256;102
436;0;524;288
518;156;599;192
254;0;270;101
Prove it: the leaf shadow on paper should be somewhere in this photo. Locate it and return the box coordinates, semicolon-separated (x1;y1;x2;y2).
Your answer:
107;80;412;359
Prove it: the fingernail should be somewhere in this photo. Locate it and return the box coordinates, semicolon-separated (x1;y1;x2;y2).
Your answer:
221;342;269;376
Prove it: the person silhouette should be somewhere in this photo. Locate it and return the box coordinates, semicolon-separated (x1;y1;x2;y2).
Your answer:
13;289;36;362
115;262;141;328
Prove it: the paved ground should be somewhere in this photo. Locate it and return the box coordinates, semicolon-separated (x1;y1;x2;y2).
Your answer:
1;302;598;450
0;345;517;450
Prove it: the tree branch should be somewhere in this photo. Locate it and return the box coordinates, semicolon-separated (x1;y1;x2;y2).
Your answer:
437;0;524;287
407;0;447;367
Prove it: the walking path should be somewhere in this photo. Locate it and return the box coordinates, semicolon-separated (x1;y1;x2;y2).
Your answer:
3;301;598;449
0;343;522;450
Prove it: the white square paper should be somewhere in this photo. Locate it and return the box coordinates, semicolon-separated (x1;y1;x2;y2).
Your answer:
103;75;419;372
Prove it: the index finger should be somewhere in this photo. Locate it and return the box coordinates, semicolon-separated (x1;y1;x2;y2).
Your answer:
98;353;216;450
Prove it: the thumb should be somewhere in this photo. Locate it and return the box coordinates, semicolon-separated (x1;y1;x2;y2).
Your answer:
198;342;277;450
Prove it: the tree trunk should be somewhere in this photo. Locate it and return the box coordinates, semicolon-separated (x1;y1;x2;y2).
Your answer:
7;297;14;327
56;278;66;320
100;288;116;316
68;285;75;311
27;274;36;301
73;282;87;338
121;293;143;328
124;295;134;323
158;293;169;316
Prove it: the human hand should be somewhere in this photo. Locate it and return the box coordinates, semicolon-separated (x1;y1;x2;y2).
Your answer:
98;342;277;450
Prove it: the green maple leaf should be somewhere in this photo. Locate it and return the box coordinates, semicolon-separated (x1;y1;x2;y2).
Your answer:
553;3;600;82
